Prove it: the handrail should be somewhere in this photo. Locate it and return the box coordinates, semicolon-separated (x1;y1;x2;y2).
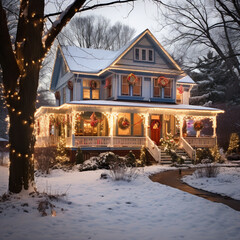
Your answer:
180;137;196;162
146;136;161;163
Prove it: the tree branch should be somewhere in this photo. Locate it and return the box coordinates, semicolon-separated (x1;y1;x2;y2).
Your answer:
44;0;136;19
0;0;19;92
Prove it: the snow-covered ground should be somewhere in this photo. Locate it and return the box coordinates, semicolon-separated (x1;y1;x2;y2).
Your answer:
1;165;240;240
183;167;240;200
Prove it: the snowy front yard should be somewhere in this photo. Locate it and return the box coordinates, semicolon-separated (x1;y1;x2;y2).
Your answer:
183;167;240;200
1;165;240;240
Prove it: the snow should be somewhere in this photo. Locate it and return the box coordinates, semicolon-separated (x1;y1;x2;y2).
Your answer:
62;46;119;73
183;167;240;200
1;165;240;240
177;75;196;84
68;100;223;112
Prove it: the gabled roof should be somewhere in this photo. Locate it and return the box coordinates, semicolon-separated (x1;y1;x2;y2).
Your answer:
59;29;183;76
177;75;196;85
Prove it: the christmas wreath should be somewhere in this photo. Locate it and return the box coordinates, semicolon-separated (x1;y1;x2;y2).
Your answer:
67;80;73;90
157;76;169;87
89;80;97;89
194;121;203;131
177;85;184;94
127;73;138;86
118;117;130;130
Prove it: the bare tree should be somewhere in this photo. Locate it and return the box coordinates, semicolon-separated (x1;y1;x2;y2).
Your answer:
59;15;135;50
155;0;240;90
0;0;136;193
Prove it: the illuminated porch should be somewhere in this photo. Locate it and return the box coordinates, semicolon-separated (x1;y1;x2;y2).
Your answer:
35;100;223;163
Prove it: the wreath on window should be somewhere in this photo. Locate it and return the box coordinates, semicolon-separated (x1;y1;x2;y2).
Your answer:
118;117;130;130
157;76;169;87
194;121;203;131
127;73;138;86
89;80;97;89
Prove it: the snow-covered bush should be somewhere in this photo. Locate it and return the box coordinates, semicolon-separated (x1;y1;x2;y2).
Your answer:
79;152;120;171
109;159;139;182
196;148;213;164
194;163;220;178
35;147;57;174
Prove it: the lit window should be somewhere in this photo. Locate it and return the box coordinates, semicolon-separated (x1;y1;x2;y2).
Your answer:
121;75;142;96
133;114;142;136
82;79;100;100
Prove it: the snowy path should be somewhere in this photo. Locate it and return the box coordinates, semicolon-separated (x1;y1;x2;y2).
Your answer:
1;166;240;240
150;168;240;211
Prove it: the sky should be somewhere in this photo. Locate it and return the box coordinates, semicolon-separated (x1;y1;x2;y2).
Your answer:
45;0;164;40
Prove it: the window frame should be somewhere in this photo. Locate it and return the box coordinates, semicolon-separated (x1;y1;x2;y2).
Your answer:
82;79;100;100
121;75;142;97
134;47;154;62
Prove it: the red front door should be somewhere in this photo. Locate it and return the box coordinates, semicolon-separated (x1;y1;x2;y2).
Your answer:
150;120;161;145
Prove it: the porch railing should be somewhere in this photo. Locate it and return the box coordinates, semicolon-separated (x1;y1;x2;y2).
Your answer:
146;136;161;163
184;137;216;148
180;137;196;161
74;136;111;147
36;136;59;147
113;137;145;147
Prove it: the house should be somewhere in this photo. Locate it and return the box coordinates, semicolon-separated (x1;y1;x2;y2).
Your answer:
35;29;224;163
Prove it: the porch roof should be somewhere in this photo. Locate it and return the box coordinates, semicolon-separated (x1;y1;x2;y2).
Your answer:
36;100;224;116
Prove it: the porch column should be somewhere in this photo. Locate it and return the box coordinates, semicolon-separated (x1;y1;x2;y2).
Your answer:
212;116;217;138
144;113;149;138
178;115;184;138
109;113;115;147
64;114;68;139
71;111;76;147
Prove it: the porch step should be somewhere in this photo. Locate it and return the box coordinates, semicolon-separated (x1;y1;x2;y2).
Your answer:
159;147;192;165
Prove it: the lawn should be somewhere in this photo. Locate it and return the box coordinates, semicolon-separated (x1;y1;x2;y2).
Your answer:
0;165;240;240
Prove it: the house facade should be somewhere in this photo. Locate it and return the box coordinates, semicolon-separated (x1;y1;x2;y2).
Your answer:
35;29;224;163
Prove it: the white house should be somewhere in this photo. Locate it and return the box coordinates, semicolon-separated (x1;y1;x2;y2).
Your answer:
35;29;224;163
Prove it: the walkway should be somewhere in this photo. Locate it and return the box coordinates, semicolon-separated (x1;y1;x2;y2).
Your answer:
149;168;240;212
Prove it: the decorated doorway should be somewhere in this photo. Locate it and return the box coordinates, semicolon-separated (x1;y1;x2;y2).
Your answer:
150;115;162;145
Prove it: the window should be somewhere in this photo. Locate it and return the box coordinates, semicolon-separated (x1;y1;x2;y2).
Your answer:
134;48;154;62
121;75;142;96
105;77;112;98
164;80;172;98
153;78;173;98
82;79;100;100
153;78;162;97
149;50;153;61
133;77;142;96
135;48;139;60
121;76;130;95
133;114;142;136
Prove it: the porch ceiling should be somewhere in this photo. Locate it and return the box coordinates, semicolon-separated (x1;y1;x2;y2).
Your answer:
36;100;224;117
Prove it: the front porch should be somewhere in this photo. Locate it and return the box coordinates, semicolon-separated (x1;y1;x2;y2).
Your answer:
35;101;223;163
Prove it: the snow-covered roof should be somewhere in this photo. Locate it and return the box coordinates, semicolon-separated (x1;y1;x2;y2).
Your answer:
61;46;118;73
0;137;8;142
65;100;223;112
61;30;143;74
177;75;196;85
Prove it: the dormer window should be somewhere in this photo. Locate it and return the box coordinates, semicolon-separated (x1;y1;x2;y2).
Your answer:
134;48;154;62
